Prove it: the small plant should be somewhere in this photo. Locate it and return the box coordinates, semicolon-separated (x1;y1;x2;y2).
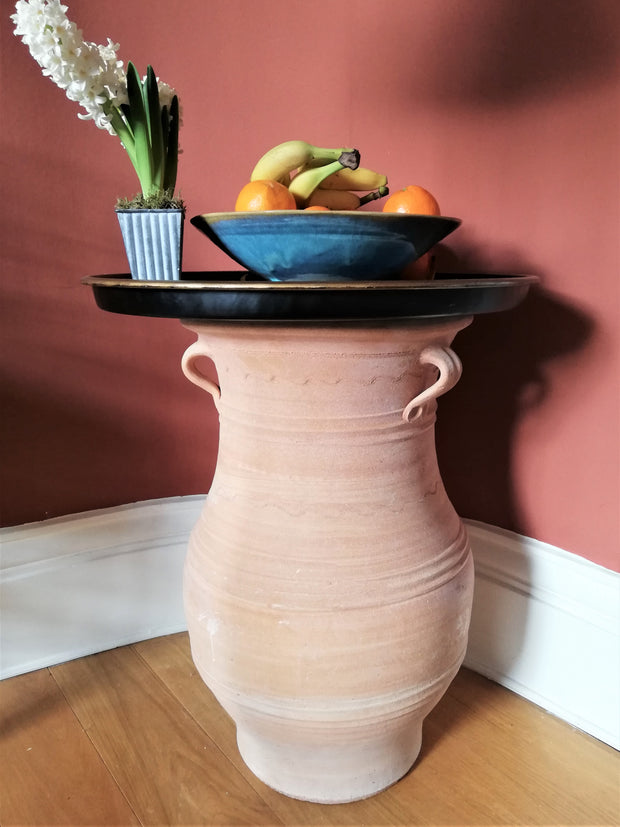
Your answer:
110;63;181;205
12;0;182;206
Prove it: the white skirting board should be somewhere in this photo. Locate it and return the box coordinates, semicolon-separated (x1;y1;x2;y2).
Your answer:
1;497;618;749
462;519;619;750
0;497;201;682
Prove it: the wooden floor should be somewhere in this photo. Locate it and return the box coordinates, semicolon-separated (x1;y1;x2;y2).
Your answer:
1;633;617;827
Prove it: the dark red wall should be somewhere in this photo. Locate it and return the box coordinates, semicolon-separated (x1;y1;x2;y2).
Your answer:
2;0;618;570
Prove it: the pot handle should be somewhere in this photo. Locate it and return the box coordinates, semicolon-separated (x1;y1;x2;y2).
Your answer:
402;345;462;422
181;343;221;411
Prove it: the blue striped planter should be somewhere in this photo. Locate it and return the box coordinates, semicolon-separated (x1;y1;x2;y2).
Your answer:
116;208;184;281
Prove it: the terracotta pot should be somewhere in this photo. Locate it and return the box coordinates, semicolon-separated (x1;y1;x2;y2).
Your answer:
181;317;474;803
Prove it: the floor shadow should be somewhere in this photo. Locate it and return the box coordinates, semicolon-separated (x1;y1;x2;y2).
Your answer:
416;669;493;765
0;673;68;739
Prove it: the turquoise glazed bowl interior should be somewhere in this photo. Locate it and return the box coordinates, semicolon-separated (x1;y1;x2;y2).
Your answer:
191;211;461;282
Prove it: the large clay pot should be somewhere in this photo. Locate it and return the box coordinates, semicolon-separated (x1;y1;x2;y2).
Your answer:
181;317;474;804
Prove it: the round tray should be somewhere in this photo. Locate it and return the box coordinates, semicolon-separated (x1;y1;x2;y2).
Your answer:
82;272;538;321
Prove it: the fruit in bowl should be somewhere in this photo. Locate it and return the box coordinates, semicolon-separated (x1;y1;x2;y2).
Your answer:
192;139;457;281
382;185;441;216
234;140;389;212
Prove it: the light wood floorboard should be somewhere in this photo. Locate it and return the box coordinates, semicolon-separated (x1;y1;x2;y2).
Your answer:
0;666;140;826
1;632;618;826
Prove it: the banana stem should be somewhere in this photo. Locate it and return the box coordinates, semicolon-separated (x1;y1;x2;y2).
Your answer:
338;149;360;170
359;185;389;205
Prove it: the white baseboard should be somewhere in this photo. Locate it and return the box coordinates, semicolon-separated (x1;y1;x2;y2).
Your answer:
0;497;203;680
463;519;619;750
1;499;618;749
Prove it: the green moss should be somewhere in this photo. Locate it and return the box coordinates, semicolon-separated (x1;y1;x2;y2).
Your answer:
115;190;185;212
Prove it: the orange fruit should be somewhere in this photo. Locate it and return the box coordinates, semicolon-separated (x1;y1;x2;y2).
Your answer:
235;179;296;211
382;185;441;216
400;252;436;281
304;205;330;211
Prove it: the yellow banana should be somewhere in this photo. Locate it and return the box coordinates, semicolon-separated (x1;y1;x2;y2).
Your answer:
288;152;360;207
306;186;389;210
250;140;357;184
319;167;387;191
306;189;362;210
297;157;387;191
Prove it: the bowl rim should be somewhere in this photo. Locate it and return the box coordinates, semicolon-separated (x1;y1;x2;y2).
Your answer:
194;210;462;224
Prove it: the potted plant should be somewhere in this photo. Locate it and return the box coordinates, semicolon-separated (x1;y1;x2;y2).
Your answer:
11;0;185;281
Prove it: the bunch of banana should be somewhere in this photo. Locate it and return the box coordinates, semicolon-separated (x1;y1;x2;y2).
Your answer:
248;139;388;209
298;160;389;210
296;158;387;191
288;151;360;207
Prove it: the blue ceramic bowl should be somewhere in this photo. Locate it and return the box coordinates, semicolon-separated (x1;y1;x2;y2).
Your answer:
191;211;461;282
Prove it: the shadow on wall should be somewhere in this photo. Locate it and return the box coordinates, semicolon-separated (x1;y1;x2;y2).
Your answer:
434;240;594;536
425;242;594;754
407;0;620;106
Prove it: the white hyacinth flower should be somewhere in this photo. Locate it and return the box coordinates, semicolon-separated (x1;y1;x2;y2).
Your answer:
11;0;179;135
12;0;181;199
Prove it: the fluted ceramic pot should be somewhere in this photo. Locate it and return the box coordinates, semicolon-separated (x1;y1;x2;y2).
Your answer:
116;208;184;281
181;317;474;804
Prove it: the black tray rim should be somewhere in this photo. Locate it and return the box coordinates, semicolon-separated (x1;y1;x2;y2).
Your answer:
82;272;539;321
82;272;538;291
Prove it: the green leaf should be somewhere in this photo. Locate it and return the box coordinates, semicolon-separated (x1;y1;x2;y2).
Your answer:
108;106;137;168
160;104;169;158
126;61;153;196
145;66;165;191
119;103;133;129
163;94;179;194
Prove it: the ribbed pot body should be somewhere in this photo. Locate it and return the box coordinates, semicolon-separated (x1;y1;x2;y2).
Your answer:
116;209;184;281
182;318;474;803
